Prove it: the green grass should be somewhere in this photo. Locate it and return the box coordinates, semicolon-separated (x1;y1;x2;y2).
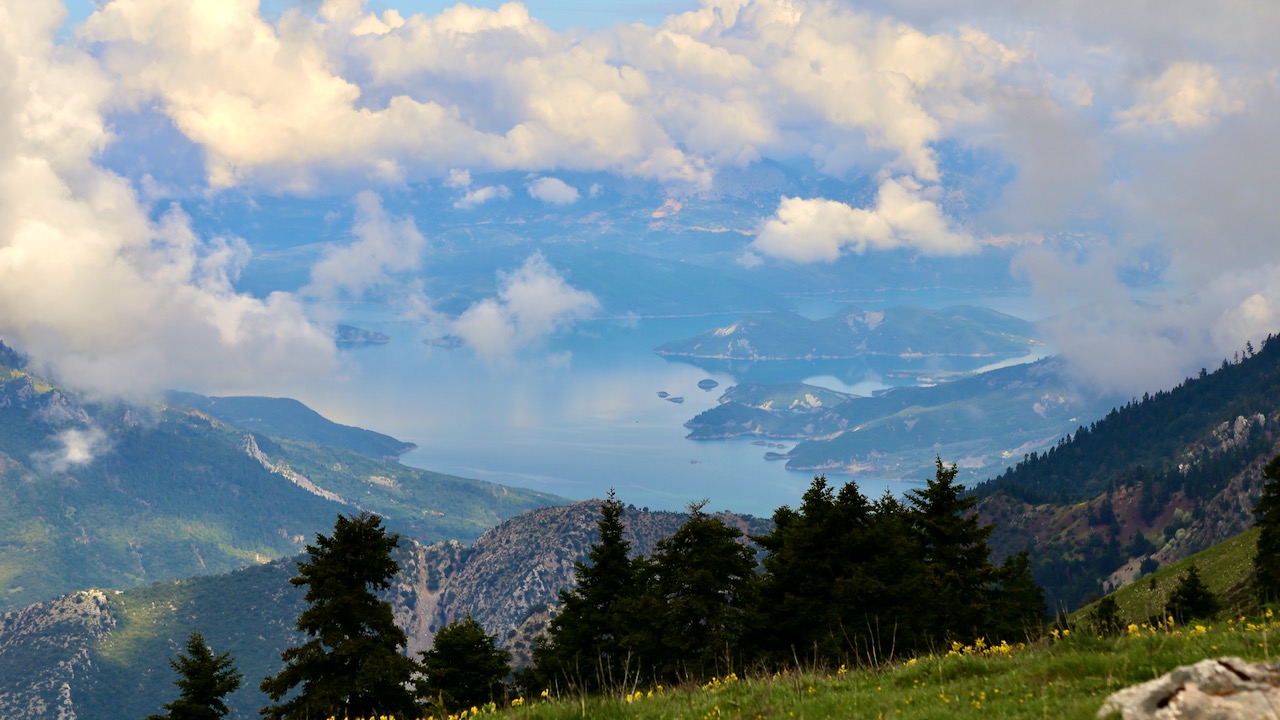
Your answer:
456;620;1280;720
1078;527;1260;627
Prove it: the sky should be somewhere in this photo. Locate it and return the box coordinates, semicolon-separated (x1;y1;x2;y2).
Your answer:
3;0;1280;400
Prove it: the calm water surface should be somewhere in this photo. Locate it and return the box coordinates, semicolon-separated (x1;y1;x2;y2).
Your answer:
268;299;1039;516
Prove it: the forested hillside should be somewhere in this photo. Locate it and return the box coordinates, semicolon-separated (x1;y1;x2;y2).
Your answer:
0;342;562;611
976;336;1280;610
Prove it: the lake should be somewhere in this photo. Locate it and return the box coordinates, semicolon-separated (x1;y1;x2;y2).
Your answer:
265;296;1041;517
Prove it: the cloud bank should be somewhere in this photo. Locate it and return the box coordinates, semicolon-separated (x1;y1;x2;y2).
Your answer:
0;0;1276;398
0;1;337;399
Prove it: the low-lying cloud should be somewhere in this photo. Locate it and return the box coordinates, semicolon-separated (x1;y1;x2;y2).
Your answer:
32;425;109;475
451;254;600;359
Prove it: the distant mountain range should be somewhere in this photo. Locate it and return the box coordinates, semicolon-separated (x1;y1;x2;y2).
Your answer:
683;357;1121;483
655;304;1040;361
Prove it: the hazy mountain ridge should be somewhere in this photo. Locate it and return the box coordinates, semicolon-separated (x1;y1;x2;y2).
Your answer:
0;343;564;612
164;391;416;458
685;357;1122;483
655;304;1039;361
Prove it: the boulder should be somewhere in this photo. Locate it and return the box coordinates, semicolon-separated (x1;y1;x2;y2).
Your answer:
1099;657;1280;719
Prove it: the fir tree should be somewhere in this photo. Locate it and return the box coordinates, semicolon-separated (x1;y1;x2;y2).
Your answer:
533;490;639;691
260;512;419;719
754;476;894;663
1254;455;1280;600
906;457;997;642
988;550;1047;641
641;499;757;681
1165;564;1220;623
418;615;511;712
146;631;242;720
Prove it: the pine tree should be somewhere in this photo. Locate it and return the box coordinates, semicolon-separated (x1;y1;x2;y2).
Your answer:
1165;564;1220;623
754;476;882;663
146;631;242;720
260;512;420;719
1254;455;1280;600
641;499;757;681
906;457;997;643
418;615;512;712
533;490;640;691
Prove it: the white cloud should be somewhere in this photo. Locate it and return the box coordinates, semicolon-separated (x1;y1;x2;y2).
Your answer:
71;0;1023;192
0;2;337;400
751;178;977;262
454;184;511;209
306;191;427;300
32;426;109;475
451;254;600;358
527;176;579;204
1115;62;1243;131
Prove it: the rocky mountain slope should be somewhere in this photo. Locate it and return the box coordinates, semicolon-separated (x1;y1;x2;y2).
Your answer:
0;501;770;719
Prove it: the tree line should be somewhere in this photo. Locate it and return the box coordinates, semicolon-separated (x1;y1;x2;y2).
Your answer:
528;458;1045;694
147;459;1046;718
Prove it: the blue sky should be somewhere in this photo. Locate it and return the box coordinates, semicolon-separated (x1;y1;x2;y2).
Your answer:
8;0;1280;399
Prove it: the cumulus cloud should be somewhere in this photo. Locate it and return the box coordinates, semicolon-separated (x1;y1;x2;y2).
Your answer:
451;254;600;358
751;178;977;262
70;0;1026;191
0;2;336;400
306;191;427;300
527;176;580;205
454;184;512;209
1115;62;1244;131
20;0;1280;401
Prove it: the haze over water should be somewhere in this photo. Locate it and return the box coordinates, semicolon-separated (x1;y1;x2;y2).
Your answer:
286;291;1044;517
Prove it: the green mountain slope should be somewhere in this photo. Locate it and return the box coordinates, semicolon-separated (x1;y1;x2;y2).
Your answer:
164;391;415;458
975;336;1280;611
685;358;1121;483
0;344;564;612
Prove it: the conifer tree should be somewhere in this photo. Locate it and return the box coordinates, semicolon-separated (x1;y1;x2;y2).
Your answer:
1089;595;1123;636
418;615;511;712
260;512;419;719
754;476;883;663
1254;455;1280;600
906;457;997;642
1165;564;1220;623
641;499;757;680
533;490;639;691
988;550;1047;640
146;631;242;720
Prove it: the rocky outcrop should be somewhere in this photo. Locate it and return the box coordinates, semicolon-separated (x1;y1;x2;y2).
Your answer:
1098;657;1280;719
241;433;349;506
0;590;117;720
